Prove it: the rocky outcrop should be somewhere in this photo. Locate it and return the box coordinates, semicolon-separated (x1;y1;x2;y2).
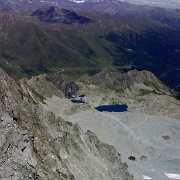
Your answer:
46;73;81;98
0;68;133;179
20;74;63;98
62;82;80;98
79;69;171;96
31;6;93;24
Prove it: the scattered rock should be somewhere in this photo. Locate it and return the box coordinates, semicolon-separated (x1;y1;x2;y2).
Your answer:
128;156;136;161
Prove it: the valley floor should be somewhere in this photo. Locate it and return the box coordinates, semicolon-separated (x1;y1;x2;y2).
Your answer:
43;95;180;180
67;111;180;180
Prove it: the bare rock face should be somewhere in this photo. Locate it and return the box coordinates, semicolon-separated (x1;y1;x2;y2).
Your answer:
79;69;171;96
0;68;133;179
31;6;93;25
45;73;81;98
63;82;80;98
20;74;63;98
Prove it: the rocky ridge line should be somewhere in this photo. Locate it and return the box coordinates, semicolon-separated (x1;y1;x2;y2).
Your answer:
0;68;133;180
79;69;172;96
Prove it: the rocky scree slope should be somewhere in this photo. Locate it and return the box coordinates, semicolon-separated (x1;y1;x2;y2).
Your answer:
0;68;133;179
79;69;172;96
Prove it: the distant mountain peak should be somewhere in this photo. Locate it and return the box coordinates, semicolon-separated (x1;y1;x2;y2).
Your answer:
31;6;93;24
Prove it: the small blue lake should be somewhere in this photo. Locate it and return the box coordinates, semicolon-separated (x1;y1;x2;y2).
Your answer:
71;100;86;104
95;104;128;112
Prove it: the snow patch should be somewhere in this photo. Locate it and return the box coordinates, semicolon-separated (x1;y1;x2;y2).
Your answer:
165;172;180;179
69;0;85;3
143;175;152;179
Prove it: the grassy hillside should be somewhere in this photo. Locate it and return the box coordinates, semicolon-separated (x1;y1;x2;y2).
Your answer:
0;7;180;90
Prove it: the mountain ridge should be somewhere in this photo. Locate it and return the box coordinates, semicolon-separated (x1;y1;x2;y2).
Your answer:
0;6;180;90
0;67;133;179
0;1;180;180
1;0;180;30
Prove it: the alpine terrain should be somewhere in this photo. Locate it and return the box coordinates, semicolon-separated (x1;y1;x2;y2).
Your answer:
0;0;180;180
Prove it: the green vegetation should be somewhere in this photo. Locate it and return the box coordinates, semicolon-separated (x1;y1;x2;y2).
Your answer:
115;88;125;94
18;89;24;100
32;90;46;104
113;78;123;87
139;89;161;95
0;9;180;91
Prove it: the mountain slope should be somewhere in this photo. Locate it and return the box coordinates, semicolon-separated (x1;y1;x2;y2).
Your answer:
31;6;93;24
0;9;116;76
79;69;171;96
1;0;180;30
0;7;180;90
0;67;133;179
41;68;180;180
